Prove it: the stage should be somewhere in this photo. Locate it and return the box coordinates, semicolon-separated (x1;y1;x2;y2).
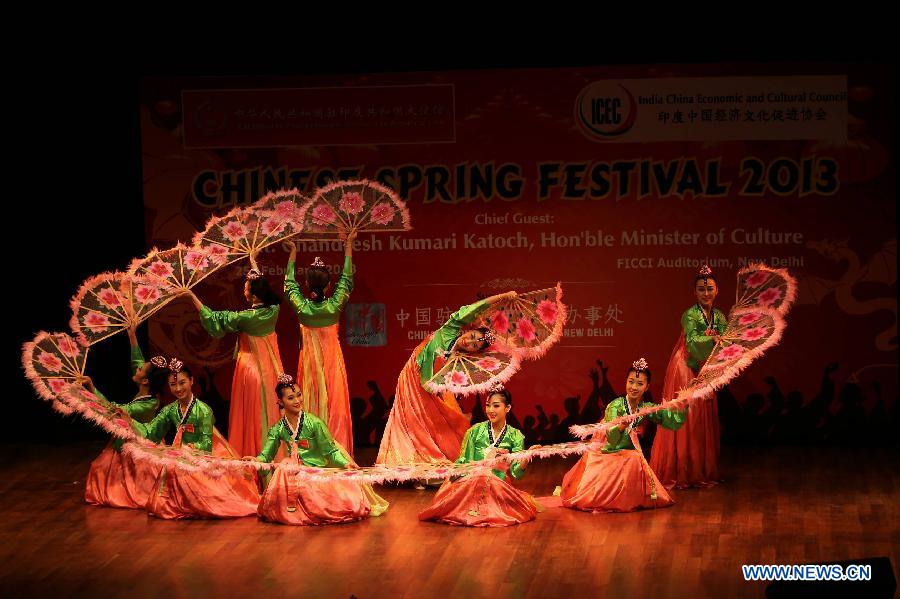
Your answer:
1;443;896;598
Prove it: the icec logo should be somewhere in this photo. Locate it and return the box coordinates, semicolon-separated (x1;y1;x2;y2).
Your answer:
575;82;637;140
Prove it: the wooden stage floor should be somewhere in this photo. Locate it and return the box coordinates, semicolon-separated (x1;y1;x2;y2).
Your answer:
1;442;897;598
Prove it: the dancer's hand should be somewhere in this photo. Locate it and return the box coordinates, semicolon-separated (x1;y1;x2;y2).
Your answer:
488;290;517;304
344;229;357;256
127;322;138;344
249;248;260;271
77;375;95;393
179;290;202;310
285;240;297;260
